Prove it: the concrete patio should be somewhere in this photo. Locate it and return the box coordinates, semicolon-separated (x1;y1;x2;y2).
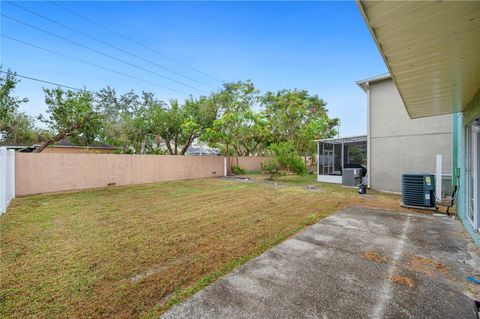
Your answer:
161;207;480;319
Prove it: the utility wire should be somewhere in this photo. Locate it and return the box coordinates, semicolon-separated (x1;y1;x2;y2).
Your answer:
1;13;204;93
6;0;216;90
46;0;224;84
0;70;85;91
2;34;189;95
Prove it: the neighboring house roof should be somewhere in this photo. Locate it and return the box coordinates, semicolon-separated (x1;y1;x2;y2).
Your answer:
54;138;116;149
356;73;391;92
187;147;220;156
316;135;367;144
33;138;117;150
187;142;220;156
356;0;480;118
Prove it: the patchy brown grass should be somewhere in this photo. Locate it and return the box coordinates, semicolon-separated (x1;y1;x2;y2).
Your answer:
389;274;415;288
410;256;449;276
0;174;404;318
362;250;389;263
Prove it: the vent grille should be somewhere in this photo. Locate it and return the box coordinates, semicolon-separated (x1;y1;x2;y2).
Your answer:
402;173;434;208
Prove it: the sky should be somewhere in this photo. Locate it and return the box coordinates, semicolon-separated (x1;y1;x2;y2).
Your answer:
1;1;387;136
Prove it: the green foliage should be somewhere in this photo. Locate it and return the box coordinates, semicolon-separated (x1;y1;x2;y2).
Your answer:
3;66;340;157
33;88;101;152
147;147;169;155
148;96;219;155
231;165;246;175
347;145;365;163
0;68;28;128
260;89;339;157
2;112;51;146
262;158;281;180
202;81;267;157
270;141;307;175
0;69;50;146
96;87;162;154
96;87;220;155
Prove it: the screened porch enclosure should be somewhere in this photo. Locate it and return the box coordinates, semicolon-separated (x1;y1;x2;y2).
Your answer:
317;135;367;183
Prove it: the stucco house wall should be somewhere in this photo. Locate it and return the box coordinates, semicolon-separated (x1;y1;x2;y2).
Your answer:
368;77;452;192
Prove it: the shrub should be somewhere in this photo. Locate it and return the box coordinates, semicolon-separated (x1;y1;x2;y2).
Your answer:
147;148;169;155
262;158;281;180
231;165;246;175
270;142;307;175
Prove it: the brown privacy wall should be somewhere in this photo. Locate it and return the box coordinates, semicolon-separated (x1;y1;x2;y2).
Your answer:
228;156;270;171
15;153;225;196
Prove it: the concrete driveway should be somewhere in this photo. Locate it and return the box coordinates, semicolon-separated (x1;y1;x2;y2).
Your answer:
161;207;480;319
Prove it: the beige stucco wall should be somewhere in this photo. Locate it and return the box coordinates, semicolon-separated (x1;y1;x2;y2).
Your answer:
369;78;452;192
15;154;225;196
229;156;270;171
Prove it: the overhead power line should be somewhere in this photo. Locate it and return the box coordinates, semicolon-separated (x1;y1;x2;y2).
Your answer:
46;0;224;84
1;13;205;93
0;70;85;91
2;34;189;95
5;0;216;90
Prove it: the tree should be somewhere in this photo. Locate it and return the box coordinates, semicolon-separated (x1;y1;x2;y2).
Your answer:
269;141;307;175
34;88;101;153
260;89;339;162
1;68;28;128
202;81;267;169
96;87;162;154
204;109;267;156
148;99;184;155
149;95;219;155
1;112;49;146
0;68;40;145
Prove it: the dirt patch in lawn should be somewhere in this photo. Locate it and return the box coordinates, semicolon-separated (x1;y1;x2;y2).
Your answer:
1;175;404;319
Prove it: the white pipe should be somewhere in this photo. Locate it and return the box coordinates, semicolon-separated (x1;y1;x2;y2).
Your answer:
436;154;442;202
366;82;371;188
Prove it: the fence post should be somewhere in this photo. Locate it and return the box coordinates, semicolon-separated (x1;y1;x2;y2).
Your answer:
0;147;6;215
223;157;227;176
9;149;15;200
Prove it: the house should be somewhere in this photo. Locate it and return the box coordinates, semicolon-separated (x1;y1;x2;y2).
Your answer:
356;74;452;193
316;135;367;184
186;142;221;156
357;0;480;244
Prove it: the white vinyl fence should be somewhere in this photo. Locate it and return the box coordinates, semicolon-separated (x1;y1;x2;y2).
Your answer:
0;147;15;214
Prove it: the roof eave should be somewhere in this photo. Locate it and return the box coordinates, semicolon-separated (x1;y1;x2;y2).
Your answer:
355;0;415;118
356;73;391;93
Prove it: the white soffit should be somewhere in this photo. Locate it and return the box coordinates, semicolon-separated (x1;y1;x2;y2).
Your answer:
357;1;480;119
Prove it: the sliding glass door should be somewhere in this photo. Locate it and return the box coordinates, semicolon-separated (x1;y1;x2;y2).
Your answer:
466;120;480;231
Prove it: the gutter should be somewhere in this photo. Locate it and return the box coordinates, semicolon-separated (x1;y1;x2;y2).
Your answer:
366;81;372;188
356;73;391;92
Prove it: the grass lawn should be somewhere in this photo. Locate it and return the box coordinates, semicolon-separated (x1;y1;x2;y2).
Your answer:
0;174;404;318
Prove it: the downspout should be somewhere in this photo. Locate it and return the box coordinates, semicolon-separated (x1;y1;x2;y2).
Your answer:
366;81;371;188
